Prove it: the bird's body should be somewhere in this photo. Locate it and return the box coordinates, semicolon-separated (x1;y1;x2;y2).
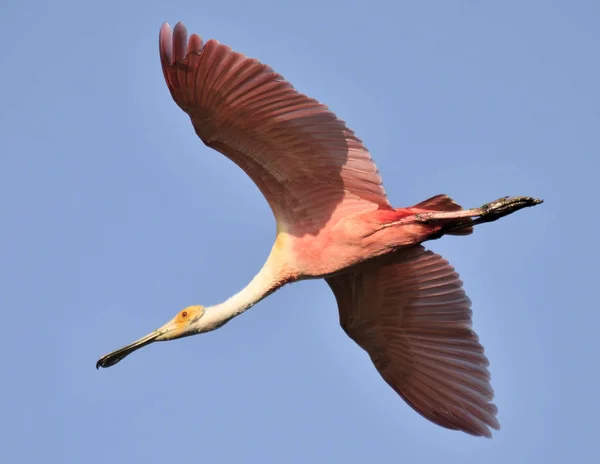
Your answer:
97;22;542;438
272;206;435;277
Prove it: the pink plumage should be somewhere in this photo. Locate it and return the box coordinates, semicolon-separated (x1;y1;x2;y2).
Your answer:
96;22;543;439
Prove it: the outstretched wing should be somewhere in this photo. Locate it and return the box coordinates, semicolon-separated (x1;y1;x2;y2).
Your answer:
326;245;499;437
159;22;391;236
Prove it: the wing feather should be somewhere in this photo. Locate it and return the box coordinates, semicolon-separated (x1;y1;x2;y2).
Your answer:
326;245;499;437
159;22;390;236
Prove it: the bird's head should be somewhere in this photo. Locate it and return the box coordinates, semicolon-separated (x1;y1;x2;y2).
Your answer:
96;305;208;369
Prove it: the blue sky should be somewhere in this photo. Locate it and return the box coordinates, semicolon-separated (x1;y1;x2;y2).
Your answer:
1;1;597;462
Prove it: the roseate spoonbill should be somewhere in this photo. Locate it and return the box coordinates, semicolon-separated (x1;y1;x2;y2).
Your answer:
97;22;542;438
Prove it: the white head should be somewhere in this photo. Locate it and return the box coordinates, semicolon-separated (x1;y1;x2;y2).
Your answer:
96;305;228;369
97;256;285;369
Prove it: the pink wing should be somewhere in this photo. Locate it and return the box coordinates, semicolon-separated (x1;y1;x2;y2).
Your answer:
159;22;390;236
326;245;499;437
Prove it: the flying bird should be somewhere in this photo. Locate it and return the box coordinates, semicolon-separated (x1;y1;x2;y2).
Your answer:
97;22;542;438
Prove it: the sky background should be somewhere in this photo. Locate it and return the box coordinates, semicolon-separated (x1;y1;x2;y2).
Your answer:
1;1;597;462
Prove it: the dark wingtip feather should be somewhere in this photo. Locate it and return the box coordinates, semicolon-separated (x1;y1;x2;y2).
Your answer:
173;22;188;62
187;33;204;55
159;22;173;66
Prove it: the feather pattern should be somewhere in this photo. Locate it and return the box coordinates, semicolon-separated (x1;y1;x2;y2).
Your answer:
326;245;499;437
159;22;390;236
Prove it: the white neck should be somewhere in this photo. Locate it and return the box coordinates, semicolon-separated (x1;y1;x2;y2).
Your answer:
200;255;287;331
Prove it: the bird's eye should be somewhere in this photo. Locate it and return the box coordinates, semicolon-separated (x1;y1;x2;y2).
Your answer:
182;311;188;318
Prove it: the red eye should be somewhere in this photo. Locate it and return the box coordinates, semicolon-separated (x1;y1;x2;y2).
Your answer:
182;311;188;318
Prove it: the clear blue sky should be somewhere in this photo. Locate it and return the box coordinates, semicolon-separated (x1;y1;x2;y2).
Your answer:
1;1;597;462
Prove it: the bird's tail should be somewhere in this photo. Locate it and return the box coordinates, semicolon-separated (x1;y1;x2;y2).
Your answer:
410;194;473;236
